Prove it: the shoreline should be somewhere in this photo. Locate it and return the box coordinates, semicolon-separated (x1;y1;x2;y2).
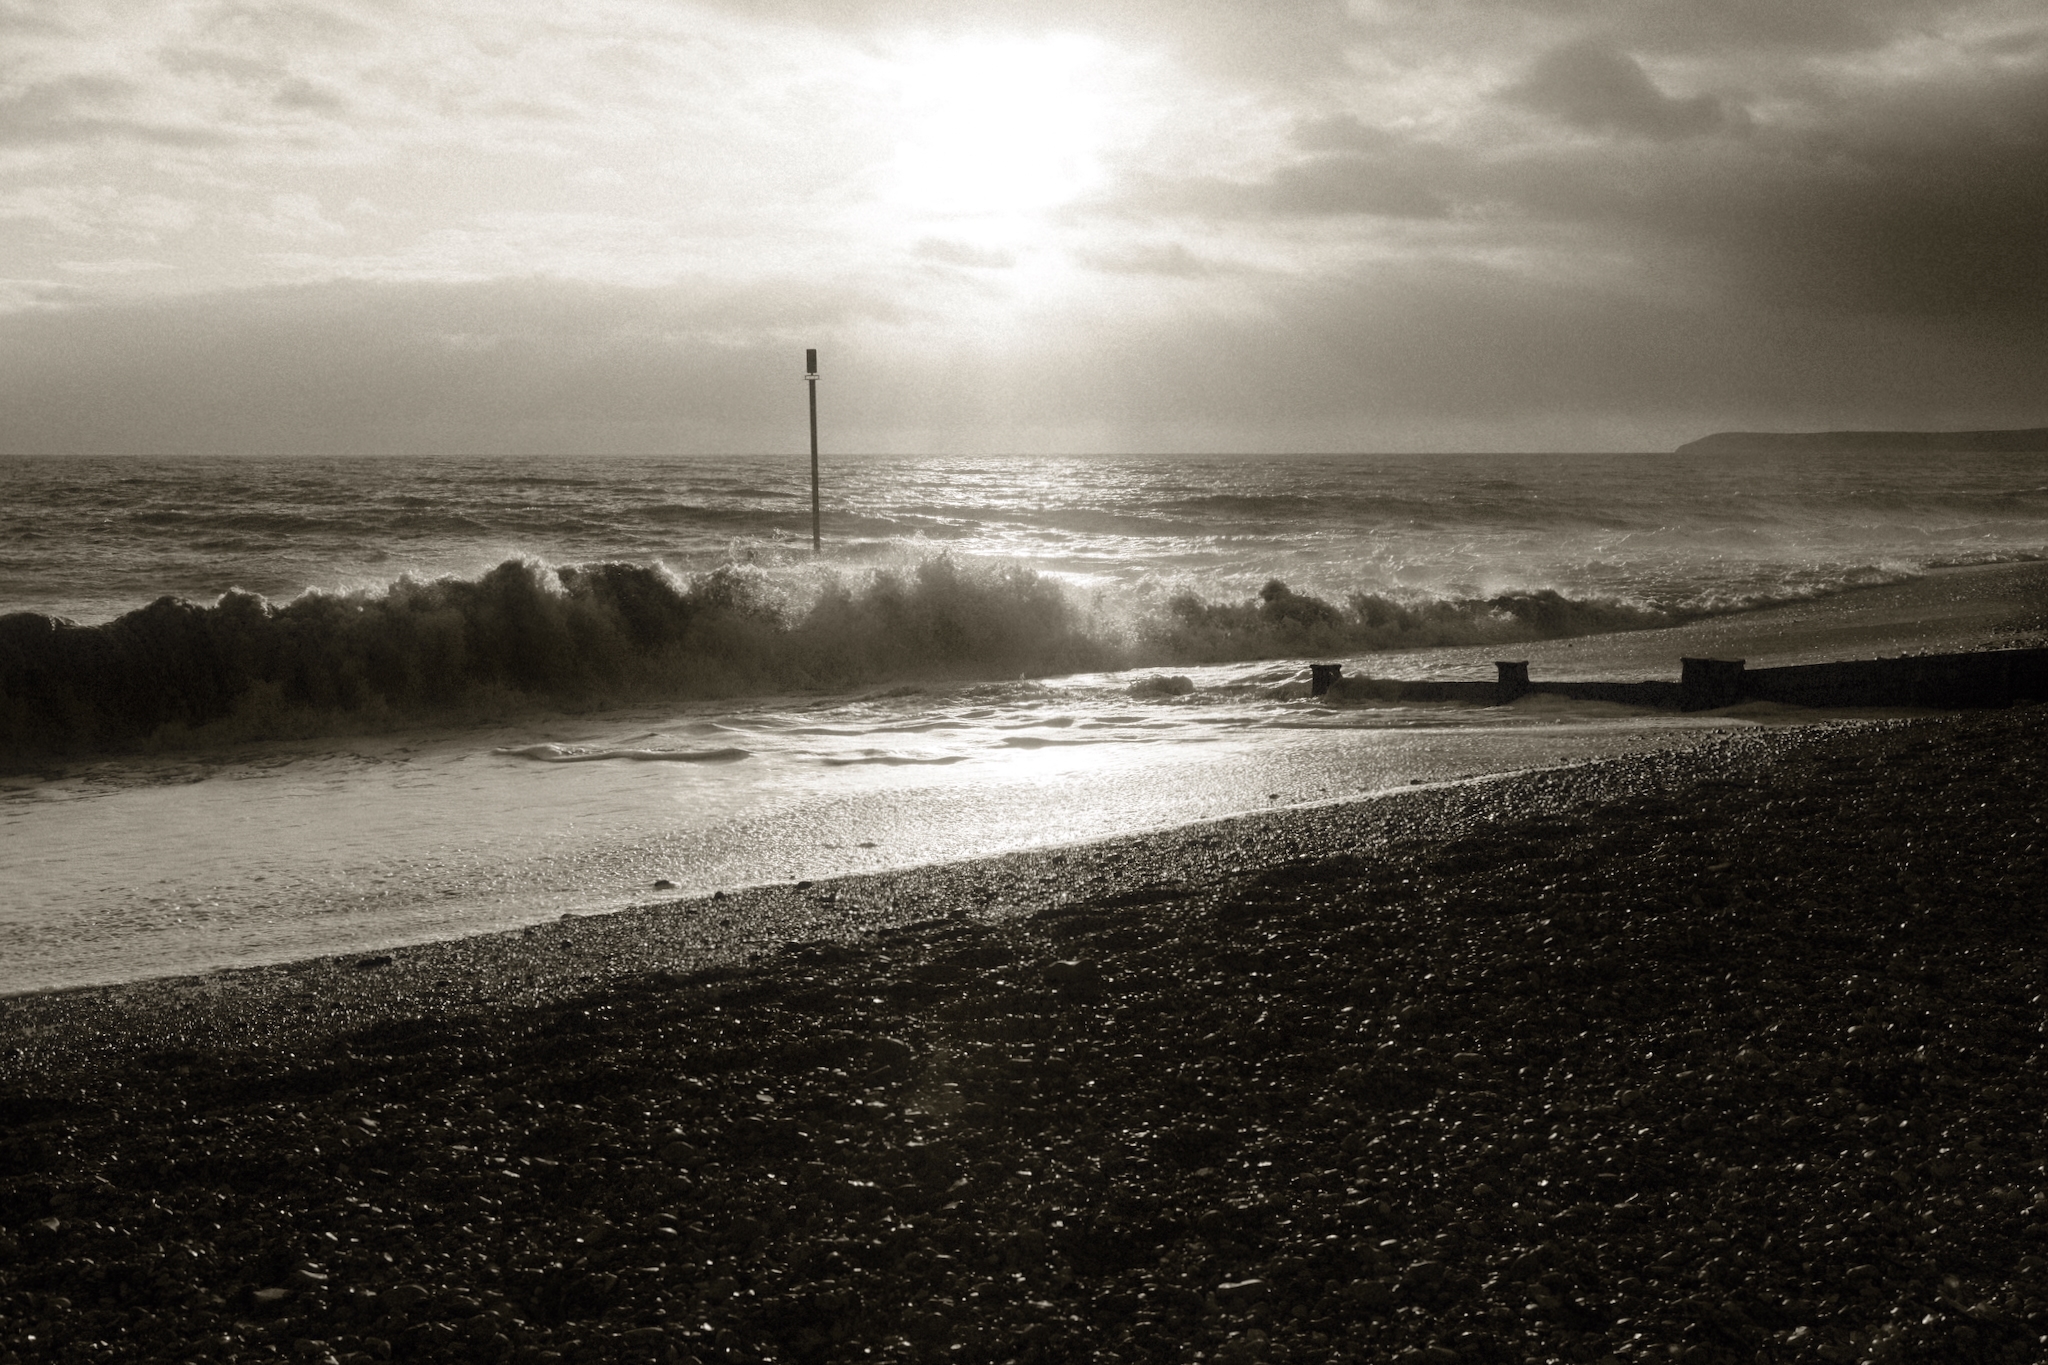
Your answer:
0;717;1753;1007
0;732;1744;1019
9;556;2048;1001
7;554;2046;776
0;716;1844;1028
4;706;2047;1363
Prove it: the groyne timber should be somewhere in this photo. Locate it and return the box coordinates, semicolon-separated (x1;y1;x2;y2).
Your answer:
1319;646;2048;712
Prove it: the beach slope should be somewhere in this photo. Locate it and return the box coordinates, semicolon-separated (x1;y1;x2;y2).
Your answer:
3;709;2046;1364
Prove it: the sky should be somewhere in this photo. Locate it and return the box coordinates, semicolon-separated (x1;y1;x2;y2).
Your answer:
2;0;2045;455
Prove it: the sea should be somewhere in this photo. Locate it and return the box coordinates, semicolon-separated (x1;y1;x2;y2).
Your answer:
4;450;2046;995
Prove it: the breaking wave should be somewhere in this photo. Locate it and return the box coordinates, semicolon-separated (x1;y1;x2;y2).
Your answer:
0;552;1710;760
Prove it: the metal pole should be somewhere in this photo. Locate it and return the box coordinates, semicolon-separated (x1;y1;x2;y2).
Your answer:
806;348;820;554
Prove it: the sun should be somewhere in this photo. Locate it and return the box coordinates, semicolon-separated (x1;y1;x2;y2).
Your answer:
879;34;1121;229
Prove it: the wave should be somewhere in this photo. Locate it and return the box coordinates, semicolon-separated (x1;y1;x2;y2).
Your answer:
1146;580;1683;661
998;735;1112;749
0;555;1119;761
132;509;371;534
496;744;751;764
819;753;971;767
634;505;786;526
0;550;1831;762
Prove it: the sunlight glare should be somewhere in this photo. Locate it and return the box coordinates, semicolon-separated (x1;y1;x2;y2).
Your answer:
882;35;1120;226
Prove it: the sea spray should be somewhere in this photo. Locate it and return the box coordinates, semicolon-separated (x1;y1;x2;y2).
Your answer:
1150;580;1682;662
0;548;1807;761
0;554;1124;759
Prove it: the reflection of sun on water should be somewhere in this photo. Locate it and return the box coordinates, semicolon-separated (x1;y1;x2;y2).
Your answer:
881;35;1122;234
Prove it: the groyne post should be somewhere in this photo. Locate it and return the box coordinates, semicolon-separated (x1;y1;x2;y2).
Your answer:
1310;663;1343;697
1681;657;1746;711
805;348;821;554
1495;661;1530;703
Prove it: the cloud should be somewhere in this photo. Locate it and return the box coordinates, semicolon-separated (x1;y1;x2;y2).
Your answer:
1095;8;2048;337
913;238;1017;269
243;192;349;240
0;185;201;242
1504;40;1739;138
0;73;238;147
0;6;74;37
1261;116;1460;217
272;77;351;115
687;0;1361;87
1071;240;1218;276
1489;54;2048;321
0;276;93;312
1605;0;1959;57
1102;136;1460;225
56;257;173;275
1367;0;1985;60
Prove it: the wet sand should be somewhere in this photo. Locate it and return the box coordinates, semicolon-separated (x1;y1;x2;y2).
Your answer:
3;704;2046;1364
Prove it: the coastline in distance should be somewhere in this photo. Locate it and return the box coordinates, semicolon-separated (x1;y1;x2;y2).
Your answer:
1675;427;2048;454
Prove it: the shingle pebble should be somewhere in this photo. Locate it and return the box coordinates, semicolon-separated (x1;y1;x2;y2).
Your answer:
2;709;2046;1363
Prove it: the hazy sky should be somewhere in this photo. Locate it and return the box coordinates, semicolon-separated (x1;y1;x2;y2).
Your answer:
3;0;2045;455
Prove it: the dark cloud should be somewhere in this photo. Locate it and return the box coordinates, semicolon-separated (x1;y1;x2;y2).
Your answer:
1505;40;1739;138
0;73;237;147
1261;158;1454;218
1262;116;1459;217
1106;16;2047;337
1101;117;1463;223
272;78;349;115
1494;58;2048;322
1607;0;1939;56
1373;0;1951;57
0;9;71;36
1071;240;1218;276
1980;25;2048;60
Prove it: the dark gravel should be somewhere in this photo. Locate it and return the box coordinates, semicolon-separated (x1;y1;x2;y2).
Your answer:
2;708;2046;1365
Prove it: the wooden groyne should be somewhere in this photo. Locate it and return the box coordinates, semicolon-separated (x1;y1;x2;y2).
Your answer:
1319;646;2048;712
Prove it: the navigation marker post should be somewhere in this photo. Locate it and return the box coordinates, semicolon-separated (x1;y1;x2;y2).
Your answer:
805;348;821;554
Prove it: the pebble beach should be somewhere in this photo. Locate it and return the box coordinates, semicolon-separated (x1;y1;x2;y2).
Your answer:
3;706;2046;1365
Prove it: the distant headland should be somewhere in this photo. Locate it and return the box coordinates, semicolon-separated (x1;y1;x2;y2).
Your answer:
1676;428;2048;454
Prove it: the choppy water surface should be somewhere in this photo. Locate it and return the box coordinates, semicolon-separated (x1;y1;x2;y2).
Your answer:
6;450;2045;625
